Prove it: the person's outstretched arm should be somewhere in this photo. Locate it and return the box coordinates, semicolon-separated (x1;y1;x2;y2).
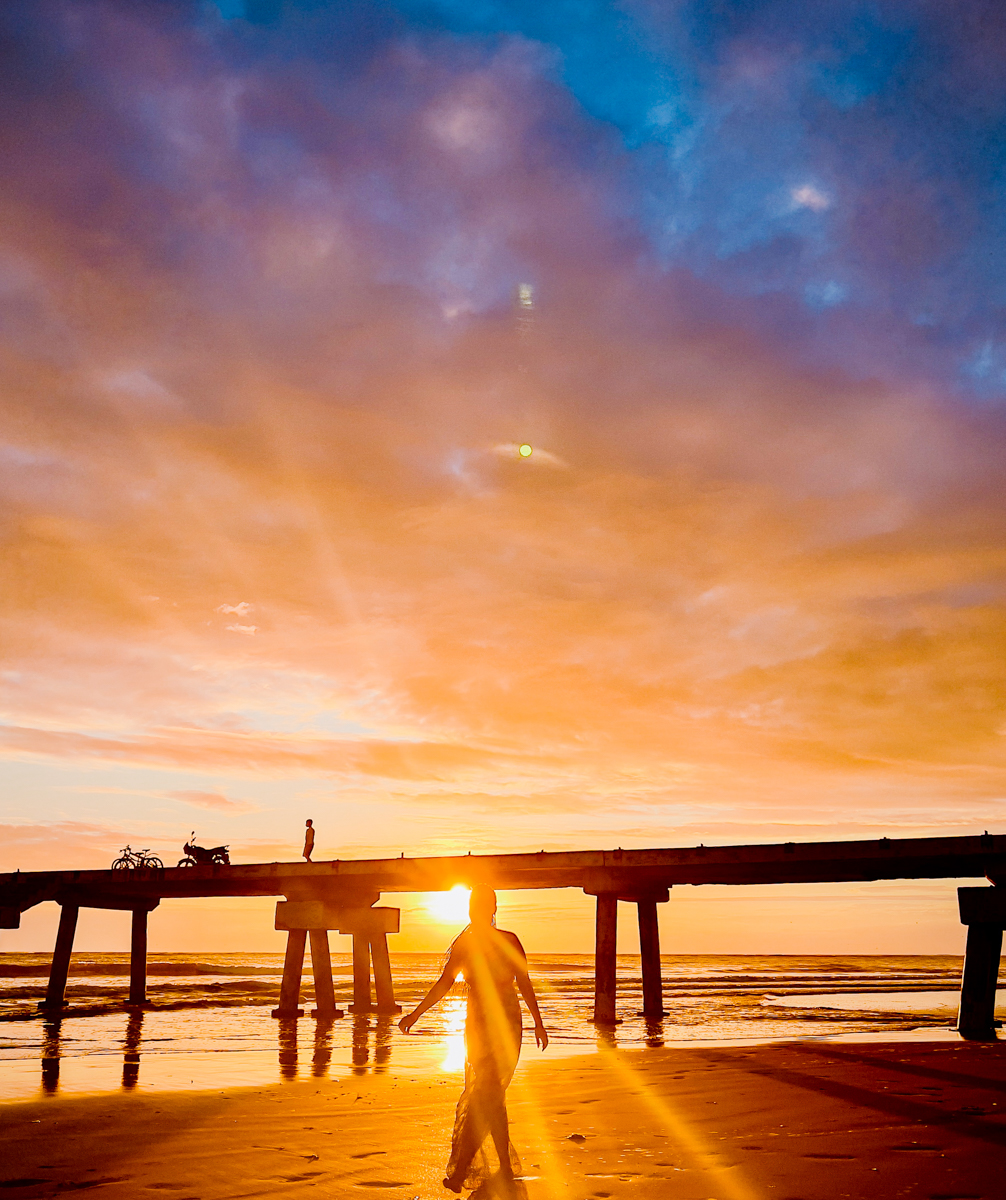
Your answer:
399;945;462;1033
508;934;548;1050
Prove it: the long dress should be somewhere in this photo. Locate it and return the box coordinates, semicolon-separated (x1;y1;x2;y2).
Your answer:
445;926;526;1190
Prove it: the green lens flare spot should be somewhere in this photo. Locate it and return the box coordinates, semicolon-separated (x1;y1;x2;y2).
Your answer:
518;444;533;458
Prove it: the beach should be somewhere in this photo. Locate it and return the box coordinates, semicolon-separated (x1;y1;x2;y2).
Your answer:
5;1036;1004;1199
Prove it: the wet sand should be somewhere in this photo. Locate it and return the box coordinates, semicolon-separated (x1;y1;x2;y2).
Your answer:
4;1039;1005;1198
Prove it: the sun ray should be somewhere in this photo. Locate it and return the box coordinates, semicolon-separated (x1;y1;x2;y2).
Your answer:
592;1040;762;1200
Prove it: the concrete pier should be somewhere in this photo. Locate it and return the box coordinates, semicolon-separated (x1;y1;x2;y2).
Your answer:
273;928;308;1018
957;887;1005;1039
40;904;78;1013
309;929;339;1018
350;934;371;1012
7;834;1006;1030
637;898;666;1019
371;932;401;1014
273;900;399;1018
586;880;669;1024
129;909;148;1006
592;895;619;1025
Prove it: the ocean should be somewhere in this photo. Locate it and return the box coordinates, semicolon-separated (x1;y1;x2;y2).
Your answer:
0;953;998;1100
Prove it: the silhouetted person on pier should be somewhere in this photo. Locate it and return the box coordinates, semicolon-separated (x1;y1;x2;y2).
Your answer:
399;886;548;1195
303;819;315;862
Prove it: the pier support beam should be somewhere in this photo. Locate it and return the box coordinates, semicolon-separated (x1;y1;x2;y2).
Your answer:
957;887;1005;1039
129;908;148;1006
309;929;342;1018
273;900;400;1018
593;894;619;1025
272;928;307;1018
40;904;79;1013
637;898;666;1019
350;933;372;1013
371;932;401;1014
585;881;671;1025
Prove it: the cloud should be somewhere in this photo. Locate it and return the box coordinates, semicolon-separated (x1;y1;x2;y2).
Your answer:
1;0;1006;877
790;184;830;213
0;820;126;873
168;790;258;814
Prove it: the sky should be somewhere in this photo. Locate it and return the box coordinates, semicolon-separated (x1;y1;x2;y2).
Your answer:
2;0;1006;955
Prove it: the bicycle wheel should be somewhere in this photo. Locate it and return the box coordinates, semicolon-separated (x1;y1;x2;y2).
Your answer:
112;857;131;870
143;856;164;869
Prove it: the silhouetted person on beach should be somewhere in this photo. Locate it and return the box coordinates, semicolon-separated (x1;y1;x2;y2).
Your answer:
303;819;315;862
399;886;548;1195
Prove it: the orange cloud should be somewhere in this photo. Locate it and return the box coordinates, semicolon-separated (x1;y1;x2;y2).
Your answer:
1;2;1005;914
168;790;258;814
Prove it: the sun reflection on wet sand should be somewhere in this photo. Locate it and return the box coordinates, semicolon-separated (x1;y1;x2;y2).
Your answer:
440;995;467;1071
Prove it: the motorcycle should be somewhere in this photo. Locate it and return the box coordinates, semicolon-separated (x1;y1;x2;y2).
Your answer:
177;833;231;867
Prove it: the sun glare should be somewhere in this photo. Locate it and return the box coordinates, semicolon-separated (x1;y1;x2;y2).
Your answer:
439;996;468;1071
425;884;471;924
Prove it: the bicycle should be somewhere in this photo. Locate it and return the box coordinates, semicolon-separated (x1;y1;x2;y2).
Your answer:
111;846;164;870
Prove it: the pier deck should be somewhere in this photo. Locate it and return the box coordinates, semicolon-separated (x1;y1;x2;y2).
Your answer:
2;831;1004;912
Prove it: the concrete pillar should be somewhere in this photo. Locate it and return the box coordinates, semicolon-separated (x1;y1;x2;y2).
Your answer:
956;886;1005;1040
309;928;342;1018
958;924;1003;1039
637;898;666;1019
350;932;372;1013
593;894;619;1025
129;909;148;1006
40;904;79;1013
272;928;307;1018
371;932;401;1013
274;900;398;1017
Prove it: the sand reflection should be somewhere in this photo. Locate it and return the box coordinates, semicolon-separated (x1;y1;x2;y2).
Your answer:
352;1013;370;1074
41;1019;61;1094
348;1014;396;1075
312;1016;334;1077
373;1016;393;1074
122;1009;144;1089
277;1018;299;1080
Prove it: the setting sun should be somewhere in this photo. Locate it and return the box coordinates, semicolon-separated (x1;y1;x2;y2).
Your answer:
425;885;472;925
